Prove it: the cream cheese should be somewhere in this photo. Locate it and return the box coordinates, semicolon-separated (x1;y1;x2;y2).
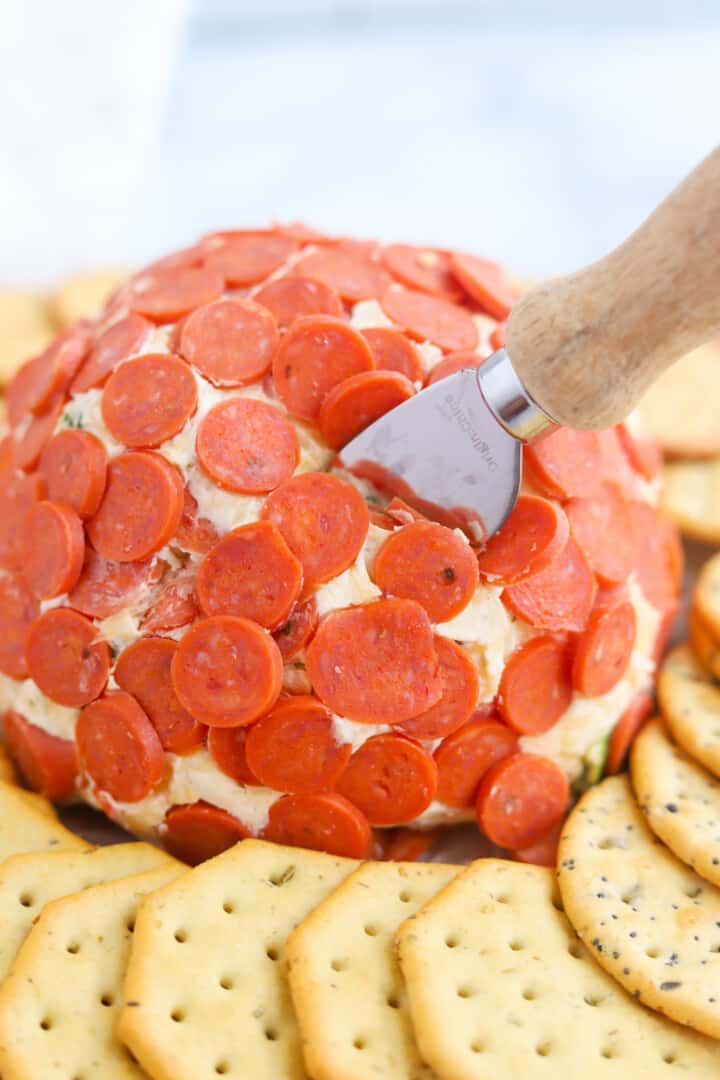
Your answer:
331;715;392;752
0;674;77;740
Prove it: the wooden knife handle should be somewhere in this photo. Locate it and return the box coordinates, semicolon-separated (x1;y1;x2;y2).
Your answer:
506;145;720;430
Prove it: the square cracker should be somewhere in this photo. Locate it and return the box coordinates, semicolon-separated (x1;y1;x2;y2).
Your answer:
119;838;358;1080
286;861;457;1080
397;859;719;1079
0;859;183;1080
0;780;89;858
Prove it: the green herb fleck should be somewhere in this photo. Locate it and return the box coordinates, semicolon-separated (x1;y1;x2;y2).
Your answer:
293;661;306;671
62;411;83;429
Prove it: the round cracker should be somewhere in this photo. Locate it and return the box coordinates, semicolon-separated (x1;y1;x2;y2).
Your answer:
658;644;720;777
0;324;55;389
689;608;720;680
661;459;720;543
50;269;127;329
558;774;720;1038
693;552;720;644
637;341;720;457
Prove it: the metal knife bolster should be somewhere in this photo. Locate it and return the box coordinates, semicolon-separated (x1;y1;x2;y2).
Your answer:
478;348;559;443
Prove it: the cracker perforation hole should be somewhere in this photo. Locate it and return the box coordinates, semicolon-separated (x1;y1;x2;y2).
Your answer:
364;923;379;937
457;986;474;999
222;901;235;915
269;866;295;886
386;994;400;1009
646;947;660;959
584;994;600;1007
171;1008;185;1023
39;1017;53;1031
568;940;583;959
219;976;234;991
19;892;34;908
495;894;509;904
126;917;135;933
264;1027;278;1042
353;1037;366;1051
601;1047;615;1059
470;1041;484;1054
399;890;412;903
663;1052;677;1064
535;1042;551;1057
100;993;114;1008
266;945;280;961
331;958;348;972
445;934;459;949
522;989;536;1001
214;1062;229;1075
509;940;523;951
66;942;80;955
174;929;188;943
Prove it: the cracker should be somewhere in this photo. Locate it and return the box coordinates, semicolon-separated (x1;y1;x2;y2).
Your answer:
0;842;174;983
0;745;17;786
0;780;88;858
631;716;720;886
0;860;183;1080
50;269;128;329
637;340;720;457
286;861;457;1080
661;458;720;542
119;838;358;1080
658;644;720;777
557;774;720;1037
689;608;720;680
693;551;720;643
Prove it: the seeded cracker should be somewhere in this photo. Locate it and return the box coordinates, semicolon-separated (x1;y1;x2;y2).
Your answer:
0;780;88;858
119;838;358;1080
557;774;720;1037
286;861;457;1080
658;644;720;777
693;551;720;643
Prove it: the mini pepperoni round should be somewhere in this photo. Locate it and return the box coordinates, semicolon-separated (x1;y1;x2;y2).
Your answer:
115;637;206;755
271;596;318;662
566;487;634;586
337;733;437;825
141;573;198;634
381;244;463;302
360;327;423;382
21;500;84;599
208;726;259;785
306;598;441;725
425;350;483;386
294;249;389;302
245;696;351;793
381;827;441;863
572;602;636;698
524;428;603;500
374;520;479;623
264;792;372;858
498;637;573;736
179;299;279;386
203;232;297;285
0;574;39;678
171;616;283;728
605;692;653;775
196;398;298;495
128;267;224;323
196;522;302;629
76;691;165;802
380;285;478;352
101;353;197;448
71;313;153;393
434;717;518;808
272;315;375;422
476;753;569;849
398;637;479;739
26;608;110;707
38;429;107;519
0;472;46;571
174;487;219;554
503;536;597;633
3;711;77;800
254;275;343;329
476;495;570;586
6;332;83;421
318;370;415;451
68;549;162;619
161;801;250;865
12;396;64;472
261;473;369;589
449;253;514;320
629;502;683;615
87;451;184;563
513;822;562;867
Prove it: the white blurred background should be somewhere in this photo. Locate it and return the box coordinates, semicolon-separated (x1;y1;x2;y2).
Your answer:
1;0;717;283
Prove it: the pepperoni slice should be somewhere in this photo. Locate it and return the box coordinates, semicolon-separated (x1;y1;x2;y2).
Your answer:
12;395;64;472
566;487;634;586
476;495;570;586
498;637;573;736
0;574;39;678
7;329;87;422
196;521;302;629
294;250;389;302
196;397;298;495
115;637;206;755
171;616;283;728
245;696;351;793
572;602;636;698
71;313;153;394
513;822;562;867
38;429;107;519
434;717;518;808
254;275;343;329
503;536;597;633
381;244;463;301
380;827;441;863
264;792;372;858
101;353;197;448
21;500;85;599
360;327;423;382
272;315;375;421
476;753;569;848
68;548;161;619
0;472;46;571
374;520;479;623
337;733;438;825
306;598;441;724
261;473;369;590
425;350;483;386
616;423;663;482
398;636;479;739
380;285;478;352
449;253;514;320
605;692;653;775
271;596;318;662
26;608;110;707
128;267;224;323
3;711;78;800
179;299;279;386
318;370;415;451
174;487;219;554
202;232;297;286
161;801;250;865
141;572;197;634
524;429;603;500
208;726;259;785
76;690;165;802
385;497;427;526
87;451;184;563
629;502;682;614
